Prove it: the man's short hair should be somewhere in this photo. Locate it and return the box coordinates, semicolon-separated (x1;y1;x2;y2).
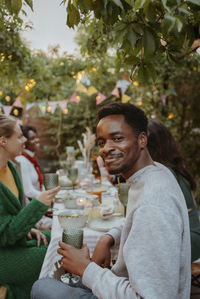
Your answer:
98;102;148;136
21;125;37;139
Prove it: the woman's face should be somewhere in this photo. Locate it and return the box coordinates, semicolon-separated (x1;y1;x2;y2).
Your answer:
25;130;40;153
5;124;26;159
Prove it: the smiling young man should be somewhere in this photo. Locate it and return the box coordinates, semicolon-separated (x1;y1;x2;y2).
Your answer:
31;102;191;299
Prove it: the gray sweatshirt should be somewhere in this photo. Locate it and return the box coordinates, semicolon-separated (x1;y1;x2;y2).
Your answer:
82;162;191;299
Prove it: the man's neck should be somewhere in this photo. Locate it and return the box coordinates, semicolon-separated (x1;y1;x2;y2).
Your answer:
123;150;154;180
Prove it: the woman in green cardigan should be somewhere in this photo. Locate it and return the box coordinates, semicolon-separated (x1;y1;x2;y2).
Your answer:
0;115;60;299
147;119;200;262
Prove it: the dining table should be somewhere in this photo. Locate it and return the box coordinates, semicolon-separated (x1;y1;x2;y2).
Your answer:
39;185;124;280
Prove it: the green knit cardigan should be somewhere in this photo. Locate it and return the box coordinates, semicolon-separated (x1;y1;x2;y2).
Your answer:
0;161;49;299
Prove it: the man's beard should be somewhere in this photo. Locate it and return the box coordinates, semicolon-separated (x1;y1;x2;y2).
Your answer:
107;163;130;176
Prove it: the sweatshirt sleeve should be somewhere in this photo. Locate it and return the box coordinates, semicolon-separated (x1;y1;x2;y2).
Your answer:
83;204;185;299
0;198;48;247
16;156;42;198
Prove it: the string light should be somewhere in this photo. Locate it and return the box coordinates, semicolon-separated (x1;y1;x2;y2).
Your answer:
13;109;19;116
137;101;142;106
41;106;46;112
5;96;11;102
133;81;139;87
0;91;3;96
63;108;68;114
25;79;36;92
47;106;52;113
0;53;5;62
168;112;174;119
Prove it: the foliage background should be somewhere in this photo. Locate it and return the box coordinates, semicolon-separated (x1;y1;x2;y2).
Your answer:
0;0;200;203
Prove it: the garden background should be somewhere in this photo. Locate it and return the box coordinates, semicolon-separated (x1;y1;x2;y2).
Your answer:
0;0;200;203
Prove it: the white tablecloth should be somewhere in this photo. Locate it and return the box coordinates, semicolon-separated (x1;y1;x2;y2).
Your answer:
40;200;120;279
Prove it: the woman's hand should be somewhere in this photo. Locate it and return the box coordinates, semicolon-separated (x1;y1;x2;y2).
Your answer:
27;228;48;247
91;234;114;268
37;186;61;206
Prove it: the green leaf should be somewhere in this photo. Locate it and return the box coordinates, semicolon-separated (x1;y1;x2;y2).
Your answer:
137;64;149;84
124;0;135;7
146;63;157;82
175;18;183;32
127;29;137;48
161;14;176;34
24;0;33;11
143;29;156;57
186;0;200;5
178;6;191;15
11;0;22;14
135;0;146;9
132;24;144;35
66;1;80;28
111;0;123;9
144;3;157;22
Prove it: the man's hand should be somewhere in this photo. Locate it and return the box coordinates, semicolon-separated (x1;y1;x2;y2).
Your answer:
92;234;114;268
27;228;48;247
57;241;91;277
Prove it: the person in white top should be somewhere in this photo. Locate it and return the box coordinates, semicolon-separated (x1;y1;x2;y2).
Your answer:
31;102;190;299
15;125;52;230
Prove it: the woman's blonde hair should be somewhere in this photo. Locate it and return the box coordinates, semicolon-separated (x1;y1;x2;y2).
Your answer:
0;115;17;138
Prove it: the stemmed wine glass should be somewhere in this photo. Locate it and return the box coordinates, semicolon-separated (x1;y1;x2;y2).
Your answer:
43;173;59;211
61;227;83;284
68;167;78;189
118;183;130;216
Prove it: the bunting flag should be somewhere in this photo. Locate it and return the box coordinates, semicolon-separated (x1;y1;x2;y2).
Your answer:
13;98;24;108
96;93;107;105
38;102;47;114
161;94;167;105
121;94;131;103
25;103;35;110
87;86;98;96
70;93;80;103
116;79;131;89
76;83;88;93
58;100;67;111
111;87;120;98
3;105;12;115
48;101;58;114
81;74;91;86
121;86;128;94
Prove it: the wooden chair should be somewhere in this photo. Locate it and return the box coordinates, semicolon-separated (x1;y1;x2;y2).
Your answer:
0;286;7;299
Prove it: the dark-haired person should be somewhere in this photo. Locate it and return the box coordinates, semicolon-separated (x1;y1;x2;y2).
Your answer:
147;118;200;262
15;125;52;229
16;126;44;199
31;102;190;299
0;115;60;299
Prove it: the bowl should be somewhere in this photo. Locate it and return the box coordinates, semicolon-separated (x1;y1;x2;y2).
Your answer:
57;209;88;229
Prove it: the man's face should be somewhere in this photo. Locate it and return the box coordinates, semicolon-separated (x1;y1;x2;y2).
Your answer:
97;114;143;179
25;130;40;153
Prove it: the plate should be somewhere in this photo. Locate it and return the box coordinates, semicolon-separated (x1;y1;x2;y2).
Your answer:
87;216;124;232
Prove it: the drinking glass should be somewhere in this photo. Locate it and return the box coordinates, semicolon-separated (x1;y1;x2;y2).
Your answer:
68;167;78;189
118;183;130;216
44;173;58;211
61;228;83;284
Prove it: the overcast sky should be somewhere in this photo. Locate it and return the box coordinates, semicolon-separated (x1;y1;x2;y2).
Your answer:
21;0;78;54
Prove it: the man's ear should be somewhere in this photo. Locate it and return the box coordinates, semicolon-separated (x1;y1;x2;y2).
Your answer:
0;137;7;146
138;132;147;149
